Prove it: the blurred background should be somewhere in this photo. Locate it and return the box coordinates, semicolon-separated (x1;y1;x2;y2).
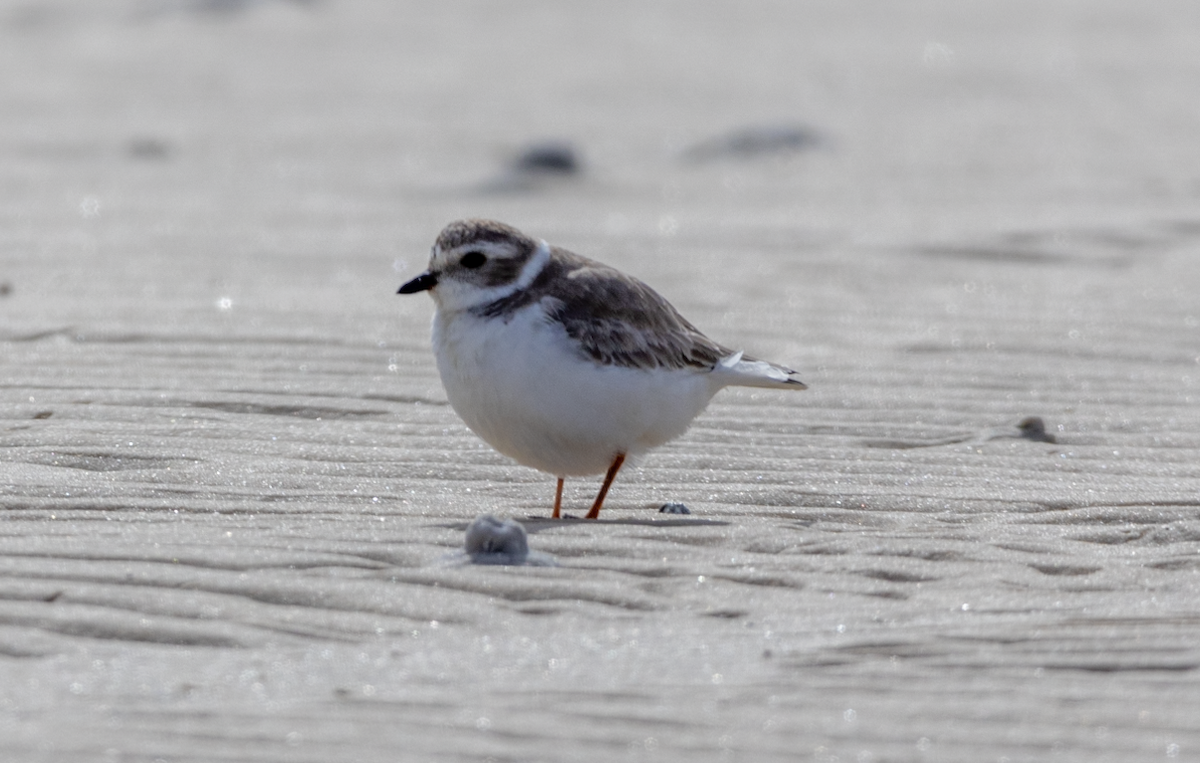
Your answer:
5;0;1198;323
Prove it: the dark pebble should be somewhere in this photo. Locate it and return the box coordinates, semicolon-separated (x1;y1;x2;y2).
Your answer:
1017;416;1057;443
127;138;172;161
512;141;581;175
682;124;822;162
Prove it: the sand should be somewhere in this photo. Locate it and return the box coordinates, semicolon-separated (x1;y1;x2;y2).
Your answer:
2;1;1199;760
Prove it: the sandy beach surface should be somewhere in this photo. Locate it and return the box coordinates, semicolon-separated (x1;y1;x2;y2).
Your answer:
3;1;1200;760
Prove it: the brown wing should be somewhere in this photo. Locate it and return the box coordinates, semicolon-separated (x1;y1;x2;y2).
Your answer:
539;252;730;371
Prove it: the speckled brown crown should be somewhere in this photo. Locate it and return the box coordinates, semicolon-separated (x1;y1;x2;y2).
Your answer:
435;219;537;253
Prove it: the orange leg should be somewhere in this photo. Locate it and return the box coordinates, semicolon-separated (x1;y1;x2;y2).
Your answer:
552;477;564;519
585;453;626;520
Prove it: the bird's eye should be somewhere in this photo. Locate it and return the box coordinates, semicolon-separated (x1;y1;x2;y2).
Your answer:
460;251;487;269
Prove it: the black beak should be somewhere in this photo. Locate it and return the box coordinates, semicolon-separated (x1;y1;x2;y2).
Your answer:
398;271;438;294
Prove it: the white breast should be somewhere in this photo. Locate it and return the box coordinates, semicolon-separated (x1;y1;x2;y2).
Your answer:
432;304;719;477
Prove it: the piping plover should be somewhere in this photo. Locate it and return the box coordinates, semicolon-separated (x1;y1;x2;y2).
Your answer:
399;219;806;519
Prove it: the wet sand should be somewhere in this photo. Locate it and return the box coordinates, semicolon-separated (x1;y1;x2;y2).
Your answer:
2;2;1199;761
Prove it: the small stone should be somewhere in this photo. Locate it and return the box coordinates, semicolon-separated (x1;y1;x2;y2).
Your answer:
464;515;529;564
512;141;581;175
480;140;583;193
682;124;822;162
127;138;172;161
659;502;691;515
1016;416;1056;443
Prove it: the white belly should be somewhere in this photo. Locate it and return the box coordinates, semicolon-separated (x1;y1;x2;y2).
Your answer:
432;307;718;476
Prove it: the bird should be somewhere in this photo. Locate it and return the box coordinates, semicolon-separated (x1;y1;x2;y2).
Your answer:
398;219;806;519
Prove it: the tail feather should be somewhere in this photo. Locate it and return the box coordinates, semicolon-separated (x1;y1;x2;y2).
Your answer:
714;351;807;390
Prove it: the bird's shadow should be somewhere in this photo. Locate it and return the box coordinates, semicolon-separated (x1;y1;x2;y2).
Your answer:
436;516;729;533
525;515;730;531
